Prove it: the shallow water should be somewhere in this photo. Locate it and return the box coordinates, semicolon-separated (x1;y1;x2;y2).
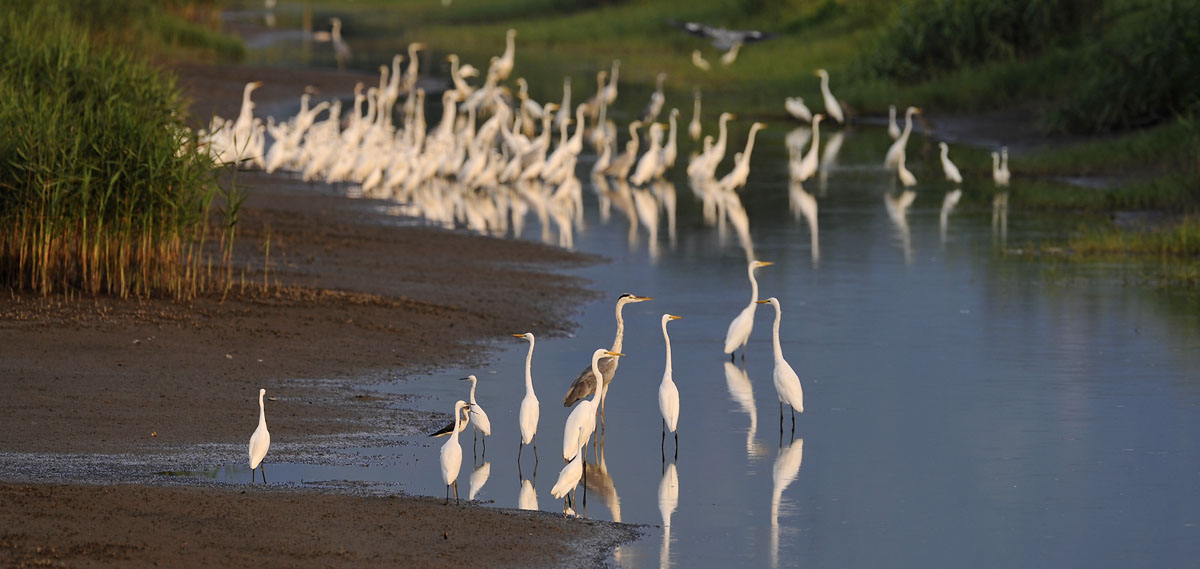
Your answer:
216;9;1200;568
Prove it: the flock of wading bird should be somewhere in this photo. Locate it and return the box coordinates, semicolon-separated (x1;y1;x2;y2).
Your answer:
222;23;1019;515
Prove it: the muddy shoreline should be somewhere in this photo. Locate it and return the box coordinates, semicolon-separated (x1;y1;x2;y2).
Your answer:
0;61;636;568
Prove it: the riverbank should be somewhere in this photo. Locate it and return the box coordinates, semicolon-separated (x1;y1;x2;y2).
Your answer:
0;62;637;568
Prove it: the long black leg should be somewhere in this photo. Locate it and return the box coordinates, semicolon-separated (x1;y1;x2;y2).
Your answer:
261;463;267;484
661;419;666;458
674;431;679;461
791;406;796;435
779;401;784;434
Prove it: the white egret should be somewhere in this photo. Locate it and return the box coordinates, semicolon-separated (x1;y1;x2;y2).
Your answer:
563;349;623;463
551;426;588;517
248;388;271;484
440;400;471;503
513;332;540;461
784;97;812;123
689;91;703;141
757;297;804;433
641;73;667;123
814;69;844;125
897;151;917;187
720;41;742;66
724;260;774;359
562;294;652;408
884;106;921;170
460;374;491;452
329;17;351;71
939;142;962;183
992;150;1010;187
718;121;767;192
887;104;901;139
658;314;682;459
1000;146;1011;183
792;114;823;182
491;29;517;82
692;50;711;71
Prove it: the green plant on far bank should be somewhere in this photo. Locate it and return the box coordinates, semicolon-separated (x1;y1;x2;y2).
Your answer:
1063;217;1200;287
0;2;234;299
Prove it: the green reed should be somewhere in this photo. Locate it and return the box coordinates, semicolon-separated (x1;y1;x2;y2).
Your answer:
0;2;233;299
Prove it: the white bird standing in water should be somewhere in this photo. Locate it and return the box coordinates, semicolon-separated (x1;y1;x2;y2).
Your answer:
563;349;624;463
551;425;588;516
992;150;1010;187
887;105;901;139
248;388;271;484
688;91;703;141
884;106;921;170
757;297;804;433
897;151;918;187
784;97;812;123
725;260;774;359
440;400;471;504
461;375;491;452
939;142;963;183
814;69;844;125
658;314;682;459
513;332;540;461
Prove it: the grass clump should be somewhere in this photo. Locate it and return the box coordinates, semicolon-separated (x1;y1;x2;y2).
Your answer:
0;2;228;299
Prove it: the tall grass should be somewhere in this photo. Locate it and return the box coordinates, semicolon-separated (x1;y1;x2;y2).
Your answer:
0;2;227;299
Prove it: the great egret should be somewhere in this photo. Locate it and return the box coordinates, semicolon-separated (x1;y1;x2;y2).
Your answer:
756;298;804;433
725;260;774;359
513;332;540;461
248;388;271;484
689;91;703;141
563;349;624;463
720;41;742;66
641;73;667;123
562;294;652;407
718;122;767;192
491;29;517;82
884;106;921;170
992;150;1010;187
1000;146;1011;184
658;315;682;459
814;69;844;125
887;105;901;139
440;400;471;504
460;375;491;452
939;142;962;183
784;97;812;123
329;18;351;72
692;50;711;71
897;151;917;187
792;114;823;182
551;425;588;517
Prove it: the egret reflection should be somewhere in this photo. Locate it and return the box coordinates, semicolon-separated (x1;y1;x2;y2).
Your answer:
770;437;805;569
992;191;1009;247
584;437;622;522
658;461;679;569
468;460;491;500
652;179;678;248
518;476;538;511
940;189;962;244
789;180;820;267
884;190;916;265
818;130;845;195
724;361;769;460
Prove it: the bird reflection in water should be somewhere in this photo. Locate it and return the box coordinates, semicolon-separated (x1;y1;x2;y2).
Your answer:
770;437;804;569
724;362;770;461
468;460;490;500
658;460;679;569
789;180;820;267
884;190;916;265
631;187;660;259
818;130;845;196
940;189;962;244
992;191;1009;247
584;433;622;522
652;179;678;249
518;475;538;511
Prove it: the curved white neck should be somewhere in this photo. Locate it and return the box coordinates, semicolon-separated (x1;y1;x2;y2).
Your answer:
748;266;760;304
468;379;478;404
770;302;784;360
452;406;465;435
591;358;606;402
902;110;914;139
662;321;673;378
523;339;536;394
258;393;267;427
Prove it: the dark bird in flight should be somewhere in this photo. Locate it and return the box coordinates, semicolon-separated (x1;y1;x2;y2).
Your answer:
668;19;778;51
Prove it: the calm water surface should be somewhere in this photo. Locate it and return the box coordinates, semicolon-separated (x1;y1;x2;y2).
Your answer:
213;8;1200;568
